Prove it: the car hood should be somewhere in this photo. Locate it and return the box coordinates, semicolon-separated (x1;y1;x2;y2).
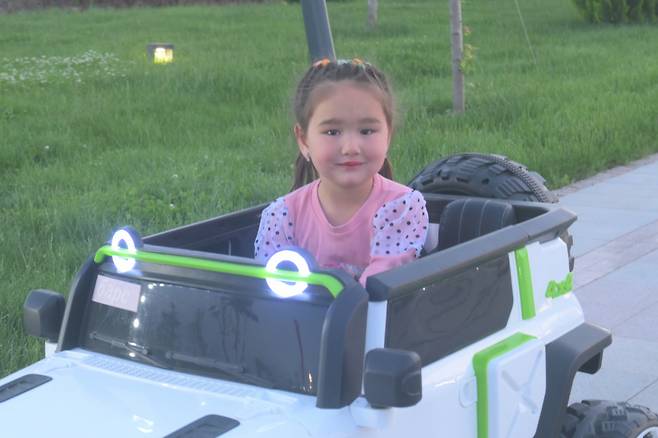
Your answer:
0;349;317;437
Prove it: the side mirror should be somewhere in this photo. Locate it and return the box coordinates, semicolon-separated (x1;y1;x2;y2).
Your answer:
364;348;422;408
23;289;65;343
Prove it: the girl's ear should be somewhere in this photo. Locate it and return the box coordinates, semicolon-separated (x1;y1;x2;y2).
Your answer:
294;124;310;157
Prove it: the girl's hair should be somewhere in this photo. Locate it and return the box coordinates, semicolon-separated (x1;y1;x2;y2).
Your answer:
292;58;396;190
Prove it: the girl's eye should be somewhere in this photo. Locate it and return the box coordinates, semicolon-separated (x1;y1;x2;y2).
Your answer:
324;129;340;136
361;128;376;135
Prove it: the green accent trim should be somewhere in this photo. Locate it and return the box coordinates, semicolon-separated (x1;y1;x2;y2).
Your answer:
94;245;344;298
514;247;536;320
546;272;574;298
472;332;537;438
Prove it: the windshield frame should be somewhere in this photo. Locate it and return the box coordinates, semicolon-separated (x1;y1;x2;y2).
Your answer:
57;246;368;408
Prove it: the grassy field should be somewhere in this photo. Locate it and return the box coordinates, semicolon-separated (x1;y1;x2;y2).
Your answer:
1;0;657;378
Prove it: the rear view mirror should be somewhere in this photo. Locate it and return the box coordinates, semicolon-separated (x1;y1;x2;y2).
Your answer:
364;348;422;408
23;289;65;343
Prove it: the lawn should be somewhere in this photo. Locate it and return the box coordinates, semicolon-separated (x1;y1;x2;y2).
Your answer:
1;0;657;377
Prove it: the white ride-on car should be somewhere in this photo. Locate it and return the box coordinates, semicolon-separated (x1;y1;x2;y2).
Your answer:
2;154;657;437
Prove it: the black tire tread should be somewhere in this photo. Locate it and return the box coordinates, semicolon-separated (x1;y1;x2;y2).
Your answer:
409;153;558;203
561;400;658;438
409;153;574;270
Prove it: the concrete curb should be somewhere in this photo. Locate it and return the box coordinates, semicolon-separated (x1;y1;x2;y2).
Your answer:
553;152;658;198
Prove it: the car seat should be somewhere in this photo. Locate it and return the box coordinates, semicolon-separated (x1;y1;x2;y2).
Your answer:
426;198;517;253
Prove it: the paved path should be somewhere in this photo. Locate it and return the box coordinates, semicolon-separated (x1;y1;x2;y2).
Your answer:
554;153;658;410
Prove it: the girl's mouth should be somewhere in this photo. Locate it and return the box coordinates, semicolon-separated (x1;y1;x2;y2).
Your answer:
339;161;363;167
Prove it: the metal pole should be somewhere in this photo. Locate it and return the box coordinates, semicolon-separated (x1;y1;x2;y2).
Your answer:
300;0;336;63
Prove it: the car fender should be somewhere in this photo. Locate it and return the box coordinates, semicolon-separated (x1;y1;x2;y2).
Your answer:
534;323;612;438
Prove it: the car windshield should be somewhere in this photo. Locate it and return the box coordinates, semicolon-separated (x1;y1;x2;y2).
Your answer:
80;264;335;395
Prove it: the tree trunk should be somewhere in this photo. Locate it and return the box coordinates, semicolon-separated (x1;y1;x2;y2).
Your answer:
450;0;465;113
368;0;378;28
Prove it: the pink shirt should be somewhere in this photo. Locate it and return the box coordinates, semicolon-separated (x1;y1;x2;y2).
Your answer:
254;174;429;286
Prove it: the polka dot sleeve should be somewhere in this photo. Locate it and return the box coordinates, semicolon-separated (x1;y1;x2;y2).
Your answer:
370;190;429;258
254;198;295;263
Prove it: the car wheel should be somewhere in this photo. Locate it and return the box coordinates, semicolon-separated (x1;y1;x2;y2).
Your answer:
561;400;658;438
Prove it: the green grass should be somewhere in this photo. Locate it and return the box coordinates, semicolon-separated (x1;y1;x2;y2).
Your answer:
1;0;657;378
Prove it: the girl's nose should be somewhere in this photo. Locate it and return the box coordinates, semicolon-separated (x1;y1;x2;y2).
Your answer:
340;133;360;155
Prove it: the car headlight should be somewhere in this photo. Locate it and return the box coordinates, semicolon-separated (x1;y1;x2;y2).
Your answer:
265;250;311;298
111;227;142;273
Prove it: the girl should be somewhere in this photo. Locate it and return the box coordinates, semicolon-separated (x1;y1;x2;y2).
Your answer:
254;58;428;287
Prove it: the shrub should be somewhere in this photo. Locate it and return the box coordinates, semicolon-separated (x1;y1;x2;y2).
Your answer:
285;0;354;2
588;0;602;21
643;0;657;21
573;0;657;22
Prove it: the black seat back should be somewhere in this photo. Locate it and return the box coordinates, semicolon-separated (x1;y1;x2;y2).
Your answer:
436;198;517;252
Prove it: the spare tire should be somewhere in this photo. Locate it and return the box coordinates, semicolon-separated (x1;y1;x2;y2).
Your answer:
408;153;574;271
408;153;557;202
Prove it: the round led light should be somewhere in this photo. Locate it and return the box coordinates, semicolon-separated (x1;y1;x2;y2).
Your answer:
265;250;310;298
111;228;138;273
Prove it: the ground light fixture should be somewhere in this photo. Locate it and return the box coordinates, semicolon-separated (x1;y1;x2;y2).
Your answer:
147;43;174;64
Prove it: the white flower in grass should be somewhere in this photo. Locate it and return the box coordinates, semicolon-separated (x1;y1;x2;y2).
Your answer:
1;50;127;85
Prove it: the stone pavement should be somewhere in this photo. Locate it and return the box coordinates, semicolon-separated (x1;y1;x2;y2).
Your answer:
553;153;658;410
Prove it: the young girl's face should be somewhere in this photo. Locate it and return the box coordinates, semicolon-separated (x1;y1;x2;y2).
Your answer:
296;81;391;192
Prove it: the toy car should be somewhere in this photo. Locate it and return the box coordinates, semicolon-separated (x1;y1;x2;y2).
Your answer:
3;154;657;437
